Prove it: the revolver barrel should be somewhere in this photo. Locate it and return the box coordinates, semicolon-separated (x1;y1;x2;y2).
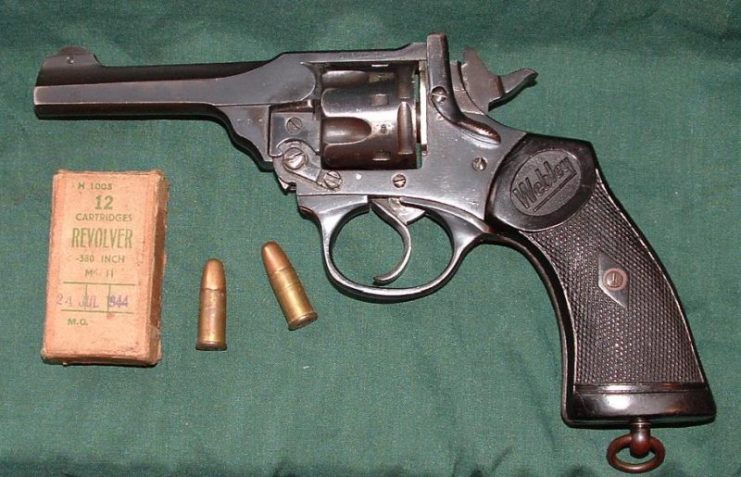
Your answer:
33;46;266;117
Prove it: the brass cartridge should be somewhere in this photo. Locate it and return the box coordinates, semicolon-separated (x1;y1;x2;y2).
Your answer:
262;241;317;330
196;259;227;350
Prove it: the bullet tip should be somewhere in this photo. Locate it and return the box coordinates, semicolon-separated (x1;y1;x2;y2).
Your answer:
261;241;290;275
201;258;226;290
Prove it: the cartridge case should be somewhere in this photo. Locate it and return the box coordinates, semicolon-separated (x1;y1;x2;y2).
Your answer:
196;259;227;350
262;241;317;330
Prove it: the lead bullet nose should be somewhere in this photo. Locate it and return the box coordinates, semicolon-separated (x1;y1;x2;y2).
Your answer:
201;258;226;290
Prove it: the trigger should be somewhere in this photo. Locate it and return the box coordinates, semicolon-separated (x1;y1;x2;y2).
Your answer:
370;198;425;285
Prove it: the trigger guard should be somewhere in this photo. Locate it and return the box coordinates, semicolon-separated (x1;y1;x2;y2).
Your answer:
297;195;494;302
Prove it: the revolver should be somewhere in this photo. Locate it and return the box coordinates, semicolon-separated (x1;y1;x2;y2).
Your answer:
34;34;714;472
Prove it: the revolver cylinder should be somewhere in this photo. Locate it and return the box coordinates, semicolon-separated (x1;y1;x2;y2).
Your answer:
320;65;418;170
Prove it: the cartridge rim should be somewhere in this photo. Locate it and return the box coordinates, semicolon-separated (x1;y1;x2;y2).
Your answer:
287;311;318;331
195;340;228;351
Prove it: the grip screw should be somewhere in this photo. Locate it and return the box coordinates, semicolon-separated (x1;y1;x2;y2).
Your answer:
603;267;628;291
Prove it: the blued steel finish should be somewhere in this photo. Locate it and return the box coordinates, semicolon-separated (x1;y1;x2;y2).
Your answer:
34;34;715;472
320;65;417;169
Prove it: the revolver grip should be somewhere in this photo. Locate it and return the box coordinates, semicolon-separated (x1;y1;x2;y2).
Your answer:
487;134;715;426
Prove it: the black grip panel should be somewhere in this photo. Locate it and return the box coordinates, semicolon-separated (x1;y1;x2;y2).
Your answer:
488;134;715;426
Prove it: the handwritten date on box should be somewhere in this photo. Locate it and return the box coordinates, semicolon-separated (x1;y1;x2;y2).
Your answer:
57;281;136;316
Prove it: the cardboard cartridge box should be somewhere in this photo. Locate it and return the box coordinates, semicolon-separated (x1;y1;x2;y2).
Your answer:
42;170;168;365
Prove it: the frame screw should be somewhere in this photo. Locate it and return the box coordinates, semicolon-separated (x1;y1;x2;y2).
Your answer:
392;174;407;188
472;157;487;171
283;147;306;170
322;170;342;190
431;87;447;104
285;117;303;134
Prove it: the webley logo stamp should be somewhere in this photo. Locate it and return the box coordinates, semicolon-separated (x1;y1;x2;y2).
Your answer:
510;150;581;216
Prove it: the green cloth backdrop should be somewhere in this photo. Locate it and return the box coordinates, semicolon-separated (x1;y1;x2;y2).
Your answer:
1;1;739;475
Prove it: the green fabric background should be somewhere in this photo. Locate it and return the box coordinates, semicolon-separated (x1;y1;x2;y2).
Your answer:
1;1;738;475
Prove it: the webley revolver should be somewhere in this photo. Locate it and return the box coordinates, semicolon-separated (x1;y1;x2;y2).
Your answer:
34;34;715;472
